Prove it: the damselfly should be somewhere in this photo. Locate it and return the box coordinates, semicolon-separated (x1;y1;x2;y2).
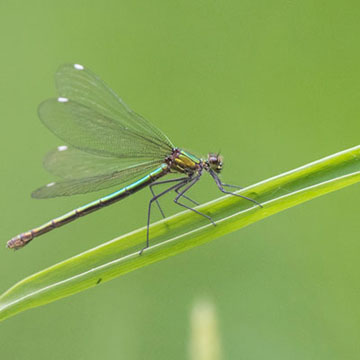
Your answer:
7;64;262;251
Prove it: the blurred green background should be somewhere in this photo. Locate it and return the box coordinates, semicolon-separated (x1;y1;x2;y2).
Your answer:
1;0;360;359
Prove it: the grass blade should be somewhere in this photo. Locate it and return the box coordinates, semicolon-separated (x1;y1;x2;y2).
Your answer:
1;145;360;322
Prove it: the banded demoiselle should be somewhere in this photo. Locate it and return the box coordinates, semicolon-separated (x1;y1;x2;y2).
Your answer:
7;64;262;251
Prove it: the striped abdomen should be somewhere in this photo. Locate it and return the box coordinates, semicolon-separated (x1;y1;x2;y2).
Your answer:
7;164;169;250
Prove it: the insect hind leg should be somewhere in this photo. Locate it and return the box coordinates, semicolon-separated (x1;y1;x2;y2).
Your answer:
141;177;190;255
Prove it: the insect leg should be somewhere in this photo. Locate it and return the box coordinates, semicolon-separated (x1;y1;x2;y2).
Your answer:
141;177;190;254
221;183;244;189
174;182;199;206
149;177;189;218
174;176;216;225
209;170;262;208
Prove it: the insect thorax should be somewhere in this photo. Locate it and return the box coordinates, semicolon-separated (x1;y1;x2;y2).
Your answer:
168;149;201;174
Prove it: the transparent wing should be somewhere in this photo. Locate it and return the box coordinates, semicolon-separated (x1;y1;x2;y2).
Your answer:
38;98;171;159
46;63;174;157
34;64;174;198
43;146;151;180
32;159;162;198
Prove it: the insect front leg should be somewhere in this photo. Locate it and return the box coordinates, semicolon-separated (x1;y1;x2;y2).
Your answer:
209;170;262;208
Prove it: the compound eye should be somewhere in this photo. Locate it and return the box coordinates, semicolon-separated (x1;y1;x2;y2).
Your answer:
209;156;217;164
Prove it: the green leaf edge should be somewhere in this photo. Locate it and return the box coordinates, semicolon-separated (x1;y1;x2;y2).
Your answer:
1;145;360;322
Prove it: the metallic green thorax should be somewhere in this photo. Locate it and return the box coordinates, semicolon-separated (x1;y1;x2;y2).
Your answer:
171;149;201;174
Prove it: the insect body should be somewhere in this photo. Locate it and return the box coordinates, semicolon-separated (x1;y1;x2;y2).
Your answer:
7;64;261;251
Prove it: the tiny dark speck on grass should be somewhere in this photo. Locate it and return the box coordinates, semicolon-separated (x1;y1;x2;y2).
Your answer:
96;278;102;285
